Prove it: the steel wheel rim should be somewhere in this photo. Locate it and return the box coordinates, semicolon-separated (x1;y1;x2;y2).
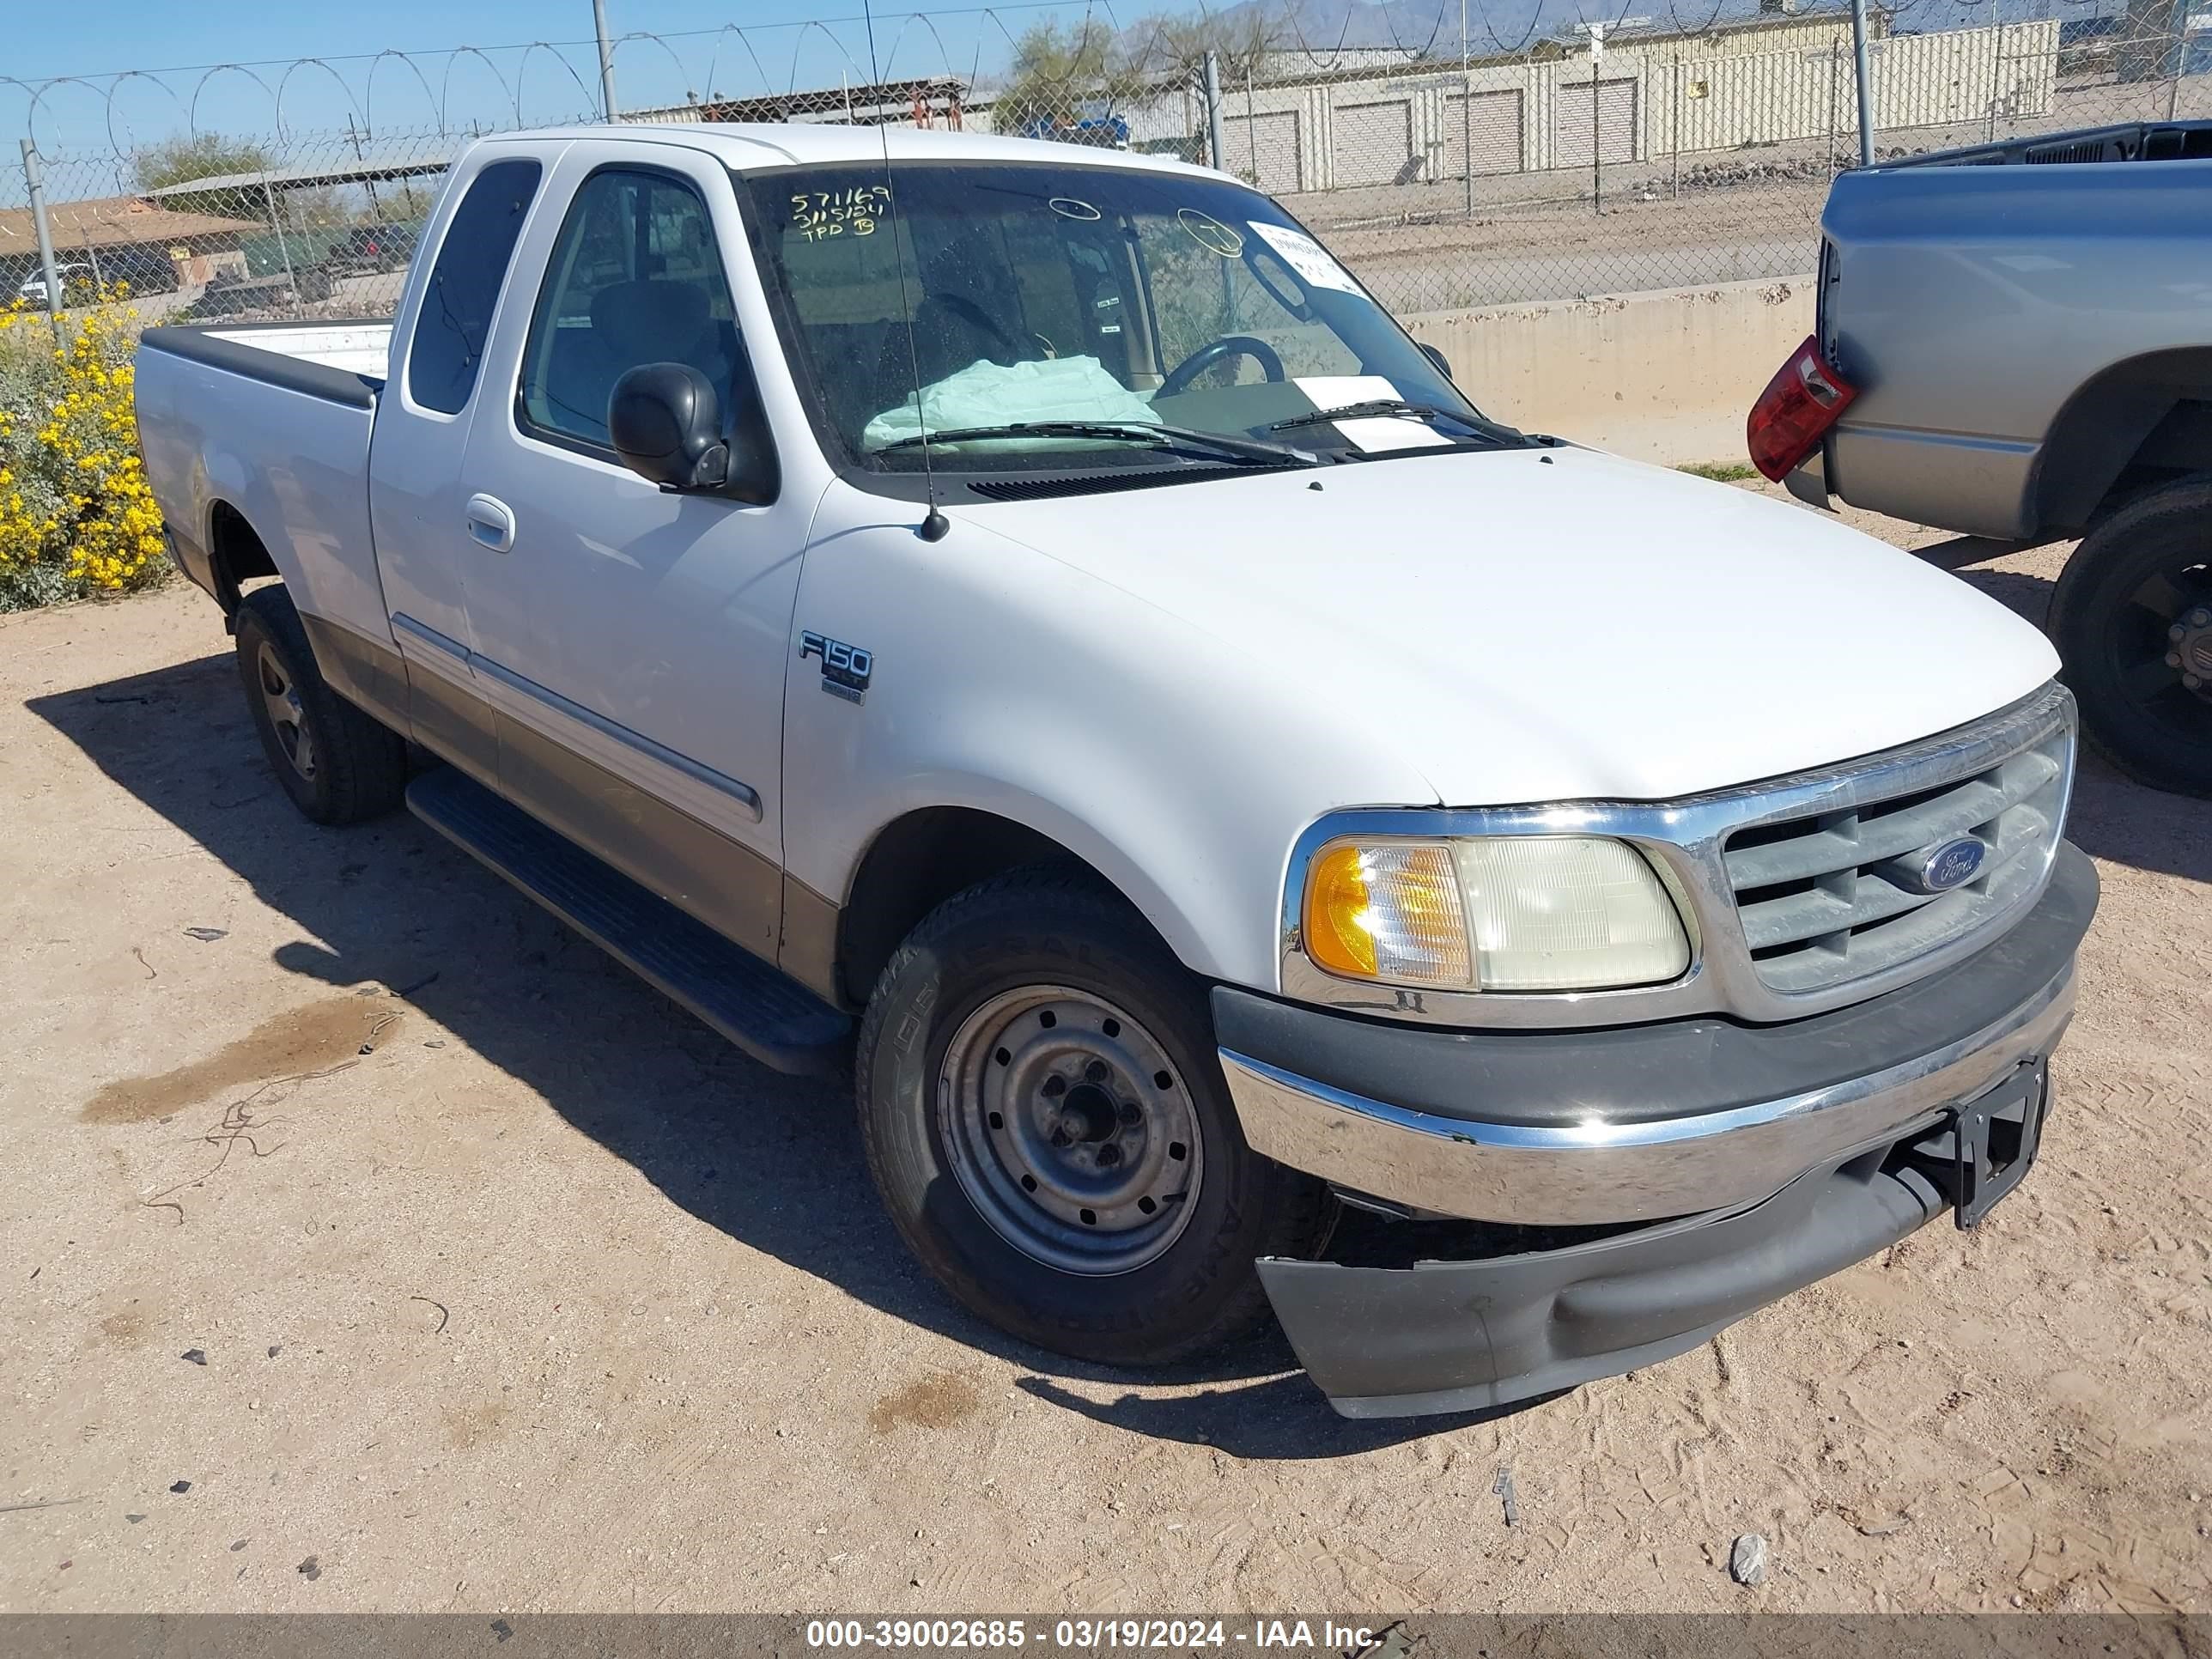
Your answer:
255;642;317;781
937;984;1204;1276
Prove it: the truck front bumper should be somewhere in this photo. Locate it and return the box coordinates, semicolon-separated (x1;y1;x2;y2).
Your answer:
1215;842;2097;1417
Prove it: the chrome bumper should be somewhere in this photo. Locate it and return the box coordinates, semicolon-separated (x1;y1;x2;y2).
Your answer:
1220;961;2076;1227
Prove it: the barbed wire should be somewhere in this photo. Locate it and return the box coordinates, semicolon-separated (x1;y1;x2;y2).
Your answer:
0;0;1976;158
0;7;1079;154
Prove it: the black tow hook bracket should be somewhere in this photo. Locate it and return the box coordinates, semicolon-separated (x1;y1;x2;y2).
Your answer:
1905;1060;2050;1230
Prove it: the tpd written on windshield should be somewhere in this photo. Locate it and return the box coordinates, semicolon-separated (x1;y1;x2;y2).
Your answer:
791;184;893;240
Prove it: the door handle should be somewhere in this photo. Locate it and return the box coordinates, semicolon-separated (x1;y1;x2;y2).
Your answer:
464;493;516;553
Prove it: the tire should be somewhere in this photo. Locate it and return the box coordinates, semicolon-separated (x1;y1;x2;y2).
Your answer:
234;586;409;825
856;867;1335;1368
2048;475;2212;798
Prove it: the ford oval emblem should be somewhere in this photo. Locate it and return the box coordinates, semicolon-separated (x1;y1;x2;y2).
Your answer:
1918;836;1988;893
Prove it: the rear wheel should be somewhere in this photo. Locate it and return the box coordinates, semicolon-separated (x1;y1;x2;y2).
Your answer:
2050;474;2212;799
234;586;409;825
855;868;1334;1366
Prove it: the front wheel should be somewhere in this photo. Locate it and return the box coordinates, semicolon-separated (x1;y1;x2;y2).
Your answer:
856;868;1334;1367
2049;474;2212;798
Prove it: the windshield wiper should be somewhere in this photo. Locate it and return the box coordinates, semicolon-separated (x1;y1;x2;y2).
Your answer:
1269;398;1525;447
872;420;1314;466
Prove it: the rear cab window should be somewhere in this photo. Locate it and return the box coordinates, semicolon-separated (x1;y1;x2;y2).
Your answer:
407;158;544;415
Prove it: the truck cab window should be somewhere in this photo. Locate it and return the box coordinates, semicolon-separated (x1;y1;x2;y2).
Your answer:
518;168;744;449
407;159;543;416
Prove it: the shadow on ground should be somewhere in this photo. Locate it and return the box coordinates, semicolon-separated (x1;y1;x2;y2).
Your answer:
27;650;1483;1456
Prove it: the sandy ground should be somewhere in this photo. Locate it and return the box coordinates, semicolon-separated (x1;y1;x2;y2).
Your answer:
2;483;2209;1619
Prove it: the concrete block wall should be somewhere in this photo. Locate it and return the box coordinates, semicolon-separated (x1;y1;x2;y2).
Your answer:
1398;275;1818;465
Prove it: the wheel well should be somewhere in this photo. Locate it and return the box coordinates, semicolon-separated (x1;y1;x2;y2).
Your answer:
836;807;1125;1006
2035;349;2212;534
206;501;278;617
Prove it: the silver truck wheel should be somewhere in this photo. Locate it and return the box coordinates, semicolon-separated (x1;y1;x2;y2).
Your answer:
938;985;1204;1275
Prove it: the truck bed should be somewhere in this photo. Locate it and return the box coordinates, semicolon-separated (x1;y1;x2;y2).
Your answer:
136;320;393;644
1881;118;2212;170
195;322;394;380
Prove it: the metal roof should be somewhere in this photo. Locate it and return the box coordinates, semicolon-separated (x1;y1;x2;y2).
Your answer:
144;142;464;199
0;194;261;252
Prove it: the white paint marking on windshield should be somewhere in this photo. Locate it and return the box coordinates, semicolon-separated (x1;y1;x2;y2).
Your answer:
1178;209;1244;258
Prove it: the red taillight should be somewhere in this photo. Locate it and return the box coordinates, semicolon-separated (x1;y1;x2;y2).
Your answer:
1746;334;1857;483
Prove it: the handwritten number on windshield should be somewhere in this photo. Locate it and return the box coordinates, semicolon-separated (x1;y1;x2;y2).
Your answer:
791;185;892;242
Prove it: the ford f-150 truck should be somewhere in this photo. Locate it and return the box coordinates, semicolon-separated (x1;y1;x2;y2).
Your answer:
137;124;2096;1419
1748;119;2212;799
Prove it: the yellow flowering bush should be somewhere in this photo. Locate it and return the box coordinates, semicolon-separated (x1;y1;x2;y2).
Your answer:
0;289;167;610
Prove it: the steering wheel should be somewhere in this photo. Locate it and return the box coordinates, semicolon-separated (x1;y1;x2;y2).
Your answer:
924;290;1024;364
1158;336;1286;398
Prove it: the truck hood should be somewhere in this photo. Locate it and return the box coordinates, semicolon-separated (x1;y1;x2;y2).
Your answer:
960;443;2060;805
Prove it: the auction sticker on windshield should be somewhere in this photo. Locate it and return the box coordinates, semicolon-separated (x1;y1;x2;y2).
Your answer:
1248;222;1361;295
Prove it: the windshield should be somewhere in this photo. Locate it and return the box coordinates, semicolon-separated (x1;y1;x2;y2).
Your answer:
738;160;1504;488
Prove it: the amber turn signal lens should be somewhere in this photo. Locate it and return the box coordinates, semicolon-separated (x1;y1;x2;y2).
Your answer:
1304;844;1377;977
1302;841;1473;986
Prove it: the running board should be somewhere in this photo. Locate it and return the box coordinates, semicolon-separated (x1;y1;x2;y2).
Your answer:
406;768;853;1075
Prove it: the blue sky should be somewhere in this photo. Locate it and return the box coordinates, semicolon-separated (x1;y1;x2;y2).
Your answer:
8;0;1075;151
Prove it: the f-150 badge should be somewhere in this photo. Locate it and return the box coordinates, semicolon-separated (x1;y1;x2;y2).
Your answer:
800;631;872;702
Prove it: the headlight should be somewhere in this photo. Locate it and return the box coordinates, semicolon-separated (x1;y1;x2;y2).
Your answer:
1302;836;1690;994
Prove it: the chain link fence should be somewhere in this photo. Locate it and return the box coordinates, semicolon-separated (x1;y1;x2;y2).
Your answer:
4;0;2207;333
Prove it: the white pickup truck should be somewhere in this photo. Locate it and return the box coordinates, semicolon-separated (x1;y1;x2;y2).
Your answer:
137;124;2096;1419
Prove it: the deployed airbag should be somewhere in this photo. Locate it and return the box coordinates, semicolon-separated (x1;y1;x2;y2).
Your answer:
862;356;1158;452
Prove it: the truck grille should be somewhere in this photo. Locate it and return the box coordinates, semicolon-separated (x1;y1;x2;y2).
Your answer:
1722;715;2071;996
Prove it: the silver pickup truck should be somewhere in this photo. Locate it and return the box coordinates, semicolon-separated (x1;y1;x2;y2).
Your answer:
1749;119;2212;798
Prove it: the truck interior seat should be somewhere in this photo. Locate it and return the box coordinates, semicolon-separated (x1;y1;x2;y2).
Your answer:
531;277;734;444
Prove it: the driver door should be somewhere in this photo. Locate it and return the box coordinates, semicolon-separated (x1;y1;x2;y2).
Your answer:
453;141;806;959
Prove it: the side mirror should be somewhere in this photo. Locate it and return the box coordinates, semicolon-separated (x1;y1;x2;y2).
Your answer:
1418;342;1455;384
610;362;730;492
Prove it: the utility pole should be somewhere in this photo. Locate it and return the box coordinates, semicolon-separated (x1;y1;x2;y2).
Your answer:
262;176;301;318
1202;50;1227;173
1671;53;1682;198
1986;0;2002;142
1567;21;1647;215
1589;22;1605;216
592;0;620;121
1849;0;1876;165
1826;41;1840;175
348;113;380;217
18;140;65;346
1461;0;1474;216
1247;61;1260;183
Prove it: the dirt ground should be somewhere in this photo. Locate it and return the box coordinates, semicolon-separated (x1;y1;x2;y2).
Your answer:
2;487;2209;1620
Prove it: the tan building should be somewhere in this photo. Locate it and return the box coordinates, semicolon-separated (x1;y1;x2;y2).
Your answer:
0;195;259;296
